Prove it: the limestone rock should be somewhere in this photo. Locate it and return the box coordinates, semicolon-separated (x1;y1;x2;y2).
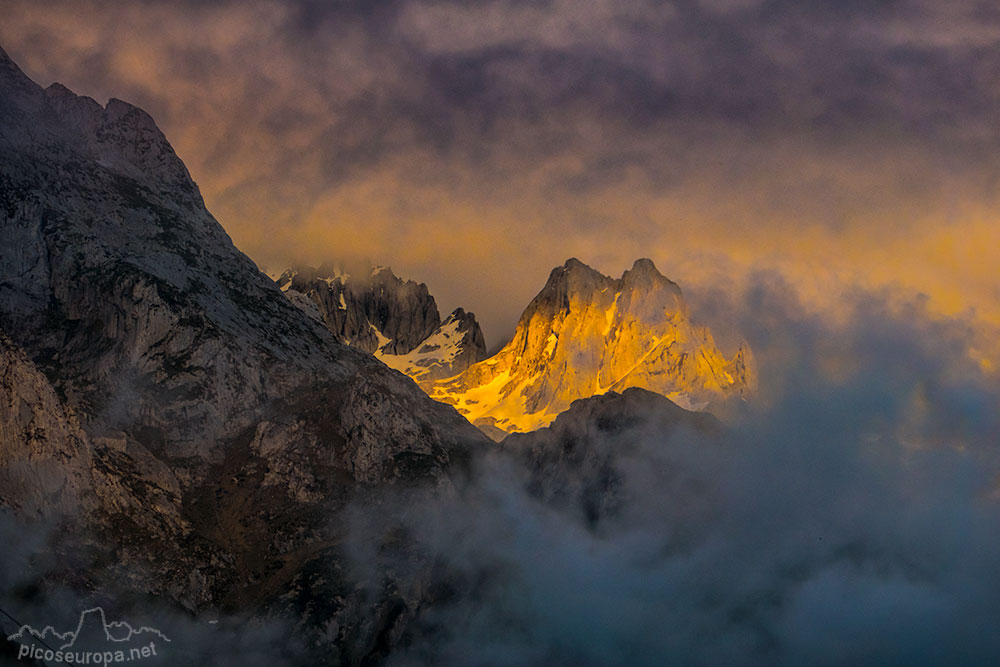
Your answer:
429;258;755;436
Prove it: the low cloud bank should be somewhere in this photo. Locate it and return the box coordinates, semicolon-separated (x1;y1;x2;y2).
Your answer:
3;276;998;665
350;277;1000;666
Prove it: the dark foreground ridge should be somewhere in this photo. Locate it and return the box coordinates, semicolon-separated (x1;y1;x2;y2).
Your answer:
0;43;492;664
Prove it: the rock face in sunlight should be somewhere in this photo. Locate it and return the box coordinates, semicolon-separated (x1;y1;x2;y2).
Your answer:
431;257;755;438
0;44;489;663
274;264;488;381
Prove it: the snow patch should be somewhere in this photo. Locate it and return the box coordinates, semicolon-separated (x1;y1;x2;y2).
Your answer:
376;315;467;379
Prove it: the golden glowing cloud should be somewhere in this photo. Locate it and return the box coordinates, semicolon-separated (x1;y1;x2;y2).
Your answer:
2;0;998;349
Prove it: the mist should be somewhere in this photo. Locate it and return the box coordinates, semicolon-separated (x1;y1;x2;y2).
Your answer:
0;512;308;666
3;276;999;665
341;276;1000;666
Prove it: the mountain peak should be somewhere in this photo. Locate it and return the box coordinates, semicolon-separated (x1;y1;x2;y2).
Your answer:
431;258;754;436
620;257;683;311
275;261;442;354
0;51;201;205
621;257;674;284
0;44;40;102
273;265;488;381
532;258;614;314
628;257;657;275
558;257;605;279
44;81;75;97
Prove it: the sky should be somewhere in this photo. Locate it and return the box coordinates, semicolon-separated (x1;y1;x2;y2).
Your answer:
2;0;999;347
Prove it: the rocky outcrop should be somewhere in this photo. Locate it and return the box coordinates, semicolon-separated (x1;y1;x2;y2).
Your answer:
429;258;755;437
378;307;488;384
275;265;488;380
502;387;720;525
275;264;442;355
0;331;93;517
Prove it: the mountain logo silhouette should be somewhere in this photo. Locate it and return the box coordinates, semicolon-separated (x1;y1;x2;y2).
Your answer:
7;607;170;650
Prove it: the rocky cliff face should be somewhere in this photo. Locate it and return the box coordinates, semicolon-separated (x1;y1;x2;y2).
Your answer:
275;264;488;381
0;44;488;663
0;44;485;469
378;307;488;384
0;331;94;518
430;258;755;437
274;264;441;355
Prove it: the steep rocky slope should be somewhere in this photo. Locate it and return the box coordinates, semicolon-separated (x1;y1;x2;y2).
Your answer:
0;43;488;663
430;258;755;437
0;43;485;475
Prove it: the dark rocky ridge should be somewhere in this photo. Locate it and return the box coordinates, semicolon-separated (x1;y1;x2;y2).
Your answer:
275;264;488;380
425;306;488;380
0;44;489;663
502;387;720;525
276;263;442;355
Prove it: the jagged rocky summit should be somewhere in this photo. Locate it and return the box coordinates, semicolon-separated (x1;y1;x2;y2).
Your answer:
274;257;755;441
273;264;488;382
430;258;755;438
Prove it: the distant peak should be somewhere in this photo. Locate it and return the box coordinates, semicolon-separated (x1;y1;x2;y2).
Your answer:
630;258;658;274
525;259;615;320
104;97;156;127
621;257;681;294
45;81;74;95
445;307;482;327
544;258;601;282
551;257;606;281
0;43;38;92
